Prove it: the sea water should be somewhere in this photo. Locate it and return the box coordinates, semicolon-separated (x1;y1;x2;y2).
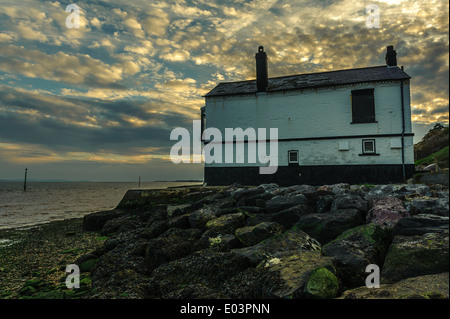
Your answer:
0;181;202;229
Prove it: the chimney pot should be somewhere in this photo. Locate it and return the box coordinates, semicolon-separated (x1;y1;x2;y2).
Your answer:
255;46;268;92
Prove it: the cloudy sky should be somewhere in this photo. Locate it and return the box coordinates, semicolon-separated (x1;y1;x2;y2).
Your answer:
0;0;448;182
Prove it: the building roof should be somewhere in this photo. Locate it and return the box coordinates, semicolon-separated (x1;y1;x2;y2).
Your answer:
204;65;411;98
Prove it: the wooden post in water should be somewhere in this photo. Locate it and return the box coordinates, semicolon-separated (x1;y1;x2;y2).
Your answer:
24;168;28;192
138;176;141;188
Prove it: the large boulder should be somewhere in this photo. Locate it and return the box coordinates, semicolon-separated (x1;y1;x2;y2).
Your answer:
83;209;124;231
304;266;340;299
144;206;168;225
231;187;267;206
188;206;220;230
167;214;191;229
144;228;203;271
235;222;285;247
143;220;169;239
151;249;252;298
100;215;144;236
90;230;150;289
393;214;449;236
366;196;409;229
317;183;351;195
270;204;314;229
339;272;449;299
331;194;368;213
429;187;449;199
283;184;317;195
223;250;338;299
183;193;224;214
405;198;449;217
364;184;431;200
236;206;266;215
244;212;274;226
230;187;263;202
264;194;309;213
205;213;245;234
402;184;432;197
282;185;318;201
365;185;396;199
381;231;449;283
315;195;335;213
322;224;392;288
232;228;321;265
294;209;364;245
167;204;191;218
194;230;242;251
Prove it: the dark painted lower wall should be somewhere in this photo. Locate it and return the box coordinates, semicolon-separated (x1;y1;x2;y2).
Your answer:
204;164;415;186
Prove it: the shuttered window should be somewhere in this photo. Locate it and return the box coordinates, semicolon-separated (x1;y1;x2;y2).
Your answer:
351;89;375;123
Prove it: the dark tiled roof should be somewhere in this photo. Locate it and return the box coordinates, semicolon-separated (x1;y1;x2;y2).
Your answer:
204;65;411;97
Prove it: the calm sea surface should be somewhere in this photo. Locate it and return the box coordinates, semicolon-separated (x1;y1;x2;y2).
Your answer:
0;182;202;230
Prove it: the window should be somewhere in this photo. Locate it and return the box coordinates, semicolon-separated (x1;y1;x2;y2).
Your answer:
362;139;375;154
288;150;299;163
359;139;379;156
351;89;375;123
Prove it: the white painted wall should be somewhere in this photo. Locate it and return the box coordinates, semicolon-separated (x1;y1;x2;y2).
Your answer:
203;136;414;167
204;80;414;167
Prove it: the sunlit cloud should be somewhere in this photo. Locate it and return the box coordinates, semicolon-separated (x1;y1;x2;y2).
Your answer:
0;142;171;165
0;0;448;180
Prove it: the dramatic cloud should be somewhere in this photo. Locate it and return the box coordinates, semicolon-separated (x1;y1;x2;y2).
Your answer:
0;45;126;88
0;0;448;181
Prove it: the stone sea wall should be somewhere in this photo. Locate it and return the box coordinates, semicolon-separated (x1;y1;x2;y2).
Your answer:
79;183;449;299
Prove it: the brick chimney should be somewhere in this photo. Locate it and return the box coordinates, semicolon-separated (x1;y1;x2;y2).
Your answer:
385;45;397;67
255;46;268;92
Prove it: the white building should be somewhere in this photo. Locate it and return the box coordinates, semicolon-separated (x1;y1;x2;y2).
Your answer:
201;46;414;186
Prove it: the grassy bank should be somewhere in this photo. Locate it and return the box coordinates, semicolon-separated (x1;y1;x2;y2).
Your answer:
0;218;106;299
415;146;449;168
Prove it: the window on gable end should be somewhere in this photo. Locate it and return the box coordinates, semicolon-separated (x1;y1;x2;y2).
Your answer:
351;89;376;123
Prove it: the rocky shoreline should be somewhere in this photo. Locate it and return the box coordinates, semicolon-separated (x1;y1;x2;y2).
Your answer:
1;182;449;299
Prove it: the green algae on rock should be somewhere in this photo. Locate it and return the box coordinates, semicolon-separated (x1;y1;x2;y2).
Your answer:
232;227;321;266
322;223;392;288
381;230;449;283
339;272;449;299
305;267;340;299
205;212;245;234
